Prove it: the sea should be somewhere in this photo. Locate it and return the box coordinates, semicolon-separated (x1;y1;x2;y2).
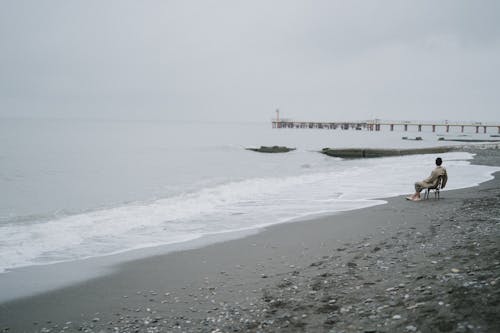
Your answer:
1;117;499;275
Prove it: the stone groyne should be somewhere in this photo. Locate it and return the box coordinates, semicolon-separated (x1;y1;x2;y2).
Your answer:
320;147;455;158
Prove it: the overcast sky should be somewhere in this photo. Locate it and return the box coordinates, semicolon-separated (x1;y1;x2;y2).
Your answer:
1;0;499;122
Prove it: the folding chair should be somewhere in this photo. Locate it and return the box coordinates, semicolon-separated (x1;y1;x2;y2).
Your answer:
424;176;444;200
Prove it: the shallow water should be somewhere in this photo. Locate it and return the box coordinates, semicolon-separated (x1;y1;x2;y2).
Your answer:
1;118;498;273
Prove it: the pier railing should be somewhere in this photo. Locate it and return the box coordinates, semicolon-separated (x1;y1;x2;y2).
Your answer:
271;120;500;134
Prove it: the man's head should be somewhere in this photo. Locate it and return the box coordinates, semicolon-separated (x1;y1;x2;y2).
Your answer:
436;157;443;166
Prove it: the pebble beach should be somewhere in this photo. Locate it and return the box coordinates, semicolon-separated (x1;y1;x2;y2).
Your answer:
1;148;499;333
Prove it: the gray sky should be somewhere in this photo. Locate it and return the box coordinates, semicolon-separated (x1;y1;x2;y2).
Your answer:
1;0;499;122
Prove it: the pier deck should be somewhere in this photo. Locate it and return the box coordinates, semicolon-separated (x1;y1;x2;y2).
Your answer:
271;120;500;134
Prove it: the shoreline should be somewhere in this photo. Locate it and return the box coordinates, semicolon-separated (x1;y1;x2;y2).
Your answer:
0;145;496;279
1;148;500;332
0;150;494;301
0;200;391;304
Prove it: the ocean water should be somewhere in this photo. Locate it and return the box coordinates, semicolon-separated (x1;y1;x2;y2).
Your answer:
1;118;499;273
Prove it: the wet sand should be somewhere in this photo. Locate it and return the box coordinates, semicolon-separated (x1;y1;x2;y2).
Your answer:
1;149;499;333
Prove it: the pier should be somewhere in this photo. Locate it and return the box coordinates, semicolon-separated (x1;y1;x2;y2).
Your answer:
271;111;500;134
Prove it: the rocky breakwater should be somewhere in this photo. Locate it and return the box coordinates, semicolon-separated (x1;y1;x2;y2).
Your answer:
438;138;500;143
246;146;296;153
321;147;454;158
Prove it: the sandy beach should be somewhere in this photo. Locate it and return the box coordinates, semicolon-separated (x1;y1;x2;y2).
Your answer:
1;148;499;333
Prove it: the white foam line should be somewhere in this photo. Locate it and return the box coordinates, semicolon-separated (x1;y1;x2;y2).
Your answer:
1;152;498;274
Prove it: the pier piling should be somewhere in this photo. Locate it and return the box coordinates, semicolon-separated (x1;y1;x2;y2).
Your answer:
271;119;500;134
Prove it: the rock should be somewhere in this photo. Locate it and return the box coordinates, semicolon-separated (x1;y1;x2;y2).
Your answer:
324;317;337;326
310;261;324;267
316;303;340;313
436;320;455;332
246;146;296;153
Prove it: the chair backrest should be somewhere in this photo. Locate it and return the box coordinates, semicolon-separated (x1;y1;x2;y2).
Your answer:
435;175;444;190
428;175;444;190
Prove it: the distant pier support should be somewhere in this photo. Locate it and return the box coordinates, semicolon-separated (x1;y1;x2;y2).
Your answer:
271;119;500;133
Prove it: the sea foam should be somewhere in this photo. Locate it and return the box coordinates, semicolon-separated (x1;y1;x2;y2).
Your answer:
0;152;498;273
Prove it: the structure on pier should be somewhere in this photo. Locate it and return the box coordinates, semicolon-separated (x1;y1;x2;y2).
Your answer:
271;118;500;134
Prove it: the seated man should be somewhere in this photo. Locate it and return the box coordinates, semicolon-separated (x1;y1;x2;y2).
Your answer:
407;157;448;201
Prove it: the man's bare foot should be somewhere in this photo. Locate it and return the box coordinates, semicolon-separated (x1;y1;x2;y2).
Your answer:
411;197;421;201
